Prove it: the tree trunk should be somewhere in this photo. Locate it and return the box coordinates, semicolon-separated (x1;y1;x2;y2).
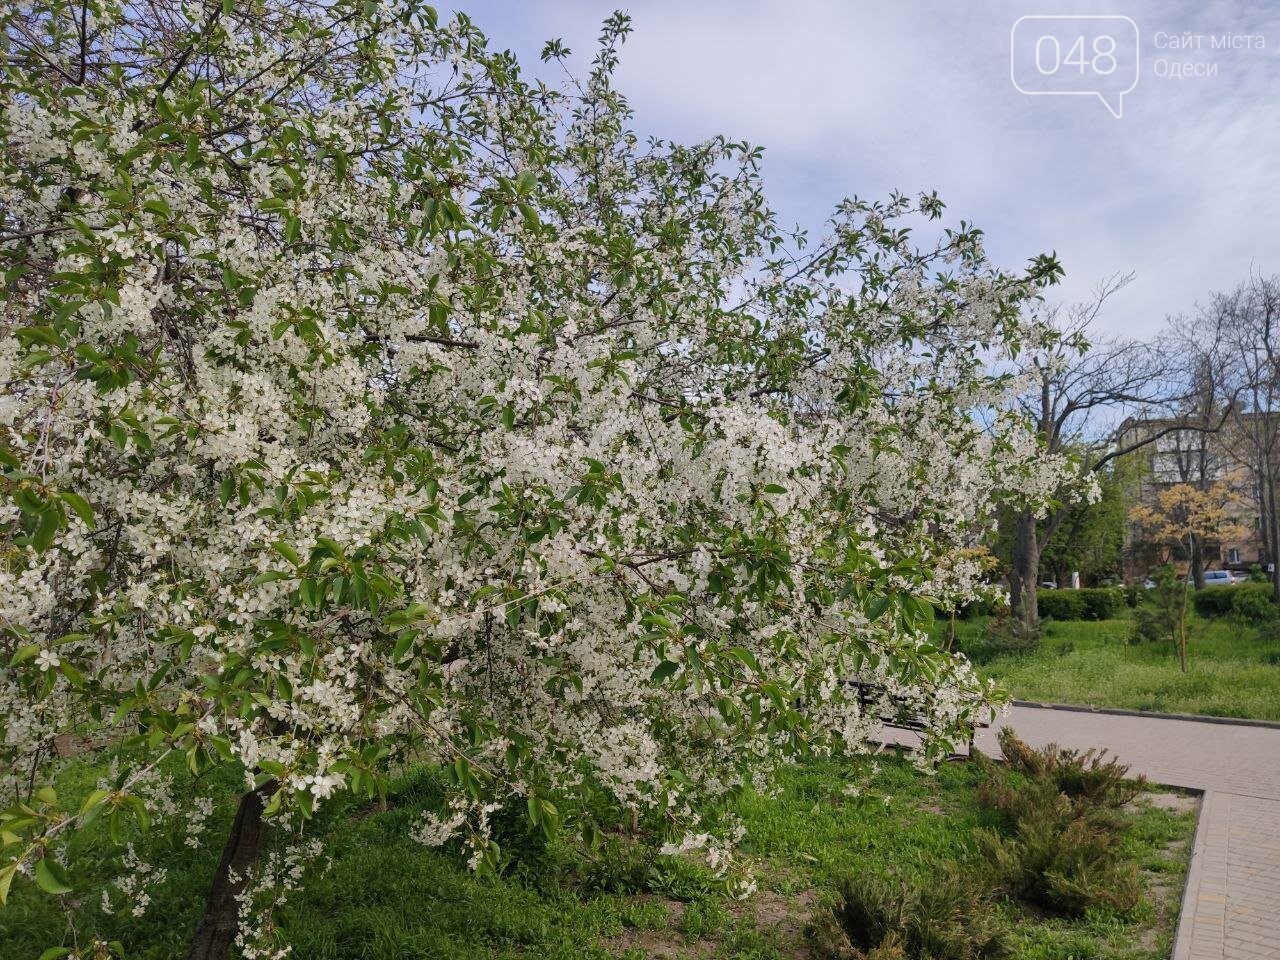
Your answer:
1257;456;1279;603
185;783;274;960
1267;468;1280;604
1190;534;1205;590
1177;582;1188;673
1009;510;1040;635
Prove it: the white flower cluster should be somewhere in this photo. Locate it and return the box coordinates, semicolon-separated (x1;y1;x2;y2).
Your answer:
234;838;326;960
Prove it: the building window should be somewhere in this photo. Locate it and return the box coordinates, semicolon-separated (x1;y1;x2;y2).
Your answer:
1228;548;1241;565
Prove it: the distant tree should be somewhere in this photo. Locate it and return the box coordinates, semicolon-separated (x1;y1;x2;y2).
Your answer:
1161;311;1238;588
1210;276;1280;601
1004;275;1186;636
1038;460;1131;587
1131;564;1187;667
1128;484;1242;670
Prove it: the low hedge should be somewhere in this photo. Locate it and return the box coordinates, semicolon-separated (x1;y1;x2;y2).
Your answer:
1191;583;1275;620
1232;587;1276;625
1082;588;1126;620
1187;586;1280;624
1192;585;1235;617
1037;588;1125;622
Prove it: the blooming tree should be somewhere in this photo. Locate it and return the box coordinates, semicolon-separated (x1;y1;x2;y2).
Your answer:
1;1;1068;955
1129;482;1243;670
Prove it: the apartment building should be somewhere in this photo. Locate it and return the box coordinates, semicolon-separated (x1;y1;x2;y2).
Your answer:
1118;416;1268;579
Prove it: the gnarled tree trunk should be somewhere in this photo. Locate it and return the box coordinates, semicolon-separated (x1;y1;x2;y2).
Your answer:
1009;509;1040;636
185;783;274;960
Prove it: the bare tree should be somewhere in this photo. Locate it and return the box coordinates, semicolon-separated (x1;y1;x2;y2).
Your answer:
1161;311;1237;588
1213;275;1280;601
1005;274;1189;635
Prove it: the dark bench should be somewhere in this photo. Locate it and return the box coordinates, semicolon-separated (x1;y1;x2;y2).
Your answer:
847;680;990;759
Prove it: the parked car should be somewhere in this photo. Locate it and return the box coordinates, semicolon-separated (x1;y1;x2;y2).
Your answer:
1199;570;1238;587
1040;580;1057;590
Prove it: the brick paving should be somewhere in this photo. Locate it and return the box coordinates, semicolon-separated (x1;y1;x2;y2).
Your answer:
977;706;1280;801
982;706;1280;960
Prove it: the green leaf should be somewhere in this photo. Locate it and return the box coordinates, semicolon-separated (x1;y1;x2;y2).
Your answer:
391;631;416;663
9;644;39;666
0;862;16;904
123;794;151;832
57;492;95;528
59;660;86;688
80;788;113;818
33;507;62;552
650;660;680;683
34;858;73;895
867;596;891;621
725;647;761;674
39;947;73;960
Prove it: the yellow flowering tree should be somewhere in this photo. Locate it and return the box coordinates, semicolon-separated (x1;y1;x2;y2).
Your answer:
1129;484;1243;670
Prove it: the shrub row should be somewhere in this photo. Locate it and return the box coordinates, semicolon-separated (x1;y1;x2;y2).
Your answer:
1191;583;1275;622
1036;587;1125;622
812;730;1145;959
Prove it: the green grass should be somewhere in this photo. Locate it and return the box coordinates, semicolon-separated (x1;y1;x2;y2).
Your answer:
940;609;1280;721
1;749;1194;960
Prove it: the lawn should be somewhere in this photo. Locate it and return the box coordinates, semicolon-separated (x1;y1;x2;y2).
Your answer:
941;608;1280;722
2;746;1194;960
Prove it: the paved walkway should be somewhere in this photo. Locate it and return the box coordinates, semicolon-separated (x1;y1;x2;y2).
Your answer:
977;705;1280;960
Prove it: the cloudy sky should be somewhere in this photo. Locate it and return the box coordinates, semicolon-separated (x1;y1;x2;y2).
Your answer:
445;1;1279;338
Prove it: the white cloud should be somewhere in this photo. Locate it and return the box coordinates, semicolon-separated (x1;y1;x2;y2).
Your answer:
448;0;1280;336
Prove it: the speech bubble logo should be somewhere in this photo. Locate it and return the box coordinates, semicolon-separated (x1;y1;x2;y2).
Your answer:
1011;15;1140;118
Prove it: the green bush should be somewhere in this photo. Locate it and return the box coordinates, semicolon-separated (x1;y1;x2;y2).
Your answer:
813;866;1009;960
1193;583;1271;618
1130;600;1177;645
995;728;1142;807
1079;588;1125;620
1036;588;1124;621
976;800;1140;917
1231;586;1276;625
1192;585;1235;617
973;730;1143;918
1036;590;1086;621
